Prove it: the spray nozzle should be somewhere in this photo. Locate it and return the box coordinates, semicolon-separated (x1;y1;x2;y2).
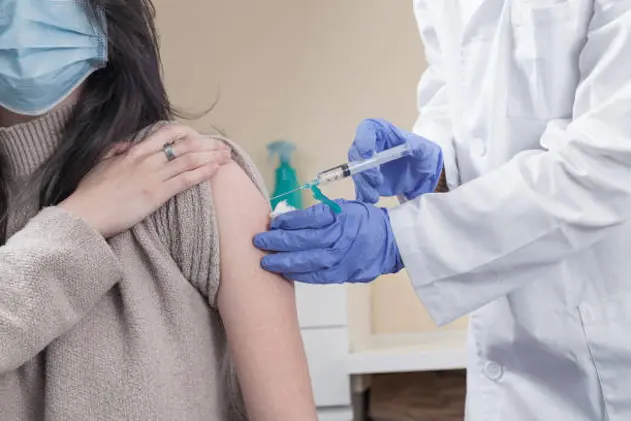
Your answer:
267;140;296;165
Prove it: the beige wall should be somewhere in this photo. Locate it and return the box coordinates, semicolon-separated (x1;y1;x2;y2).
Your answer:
154;0;466;333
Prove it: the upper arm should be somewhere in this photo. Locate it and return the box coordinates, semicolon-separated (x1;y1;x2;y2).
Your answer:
414;0;448;104
414;0;443;70
413;0;459;188
558;0;631;197
210;161;316;421
571;1;631;126
210;161;279;302
211;162;294;320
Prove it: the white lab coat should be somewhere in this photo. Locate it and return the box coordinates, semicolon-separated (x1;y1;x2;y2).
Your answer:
390;1;631;420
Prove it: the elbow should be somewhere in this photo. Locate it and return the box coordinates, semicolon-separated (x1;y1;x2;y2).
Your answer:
560;152;631;228
524;130;631;232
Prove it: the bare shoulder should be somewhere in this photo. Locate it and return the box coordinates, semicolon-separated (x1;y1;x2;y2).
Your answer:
210;161;269;222
209;161;271;274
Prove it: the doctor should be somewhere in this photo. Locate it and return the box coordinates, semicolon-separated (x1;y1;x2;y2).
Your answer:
255;1;631;420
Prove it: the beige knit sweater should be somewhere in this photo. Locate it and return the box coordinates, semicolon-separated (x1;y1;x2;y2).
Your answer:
0;107;266;420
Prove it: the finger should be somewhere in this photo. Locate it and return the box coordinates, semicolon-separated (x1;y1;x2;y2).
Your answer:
103;142;133;159
360;188;380;204
149;135;230;167
287;268;347;285
254;226;339;253
290;270;377;284
131;123;201;157
407;136;431;160
160;162;221;201
171;135;230;156
349;120;379;161
360;119;408;155
354;181;380;203
160;150;232;180
261;249;338;274
348;143;374;162
269;204;336;230
353;168;382;189
352;118;400;157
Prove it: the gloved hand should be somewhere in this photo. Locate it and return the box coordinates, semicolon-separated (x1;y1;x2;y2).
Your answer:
253;200;404;284
349;119;444;203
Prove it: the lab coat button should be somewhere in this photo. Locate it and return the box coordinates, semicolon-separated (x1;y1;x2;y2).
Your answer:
484;361;503;381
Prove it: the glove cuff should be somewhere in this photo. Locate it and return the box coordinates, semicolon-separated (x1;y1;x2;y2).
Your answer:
393;247;405;273
382;207;405;274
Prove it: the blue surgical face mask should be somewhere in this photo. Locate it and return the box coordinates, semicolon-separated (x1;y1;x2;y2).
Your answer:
0;0;108;116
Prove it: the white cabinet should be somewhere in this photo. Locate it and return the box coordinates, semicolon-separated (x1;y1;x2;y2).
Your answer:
301;328;351;406
316;407;354;421
295;283;347;328
296;284;353;418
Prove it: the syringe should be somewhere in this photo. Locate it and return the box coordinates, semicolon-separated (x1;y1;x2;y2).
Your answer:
270;143;411;202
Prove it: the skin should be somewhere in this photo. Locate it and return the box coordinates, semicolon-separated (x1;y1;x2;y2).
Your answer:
212;162;317;421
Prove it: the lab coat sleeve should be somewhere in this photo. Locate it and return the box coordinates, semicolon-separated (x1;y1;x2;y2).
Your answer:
412;0;460;190
391;2;631;325
0;207;123;373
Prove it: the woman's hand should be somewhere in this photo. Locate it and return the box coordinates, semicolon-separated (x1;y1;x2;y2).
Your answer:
59;123;231;237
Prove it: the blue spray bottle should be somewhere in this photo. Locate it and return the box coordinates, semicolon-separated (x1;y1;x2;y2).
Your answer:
268;140;303;209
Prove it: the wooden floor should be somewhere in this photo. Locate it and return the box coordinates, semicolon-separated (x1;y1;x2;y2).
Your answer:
368;371;466;421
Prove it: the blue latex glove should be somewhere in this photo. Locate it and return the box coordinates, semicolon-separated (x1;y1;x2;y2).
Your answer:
349;119;444;203
253;200;404;284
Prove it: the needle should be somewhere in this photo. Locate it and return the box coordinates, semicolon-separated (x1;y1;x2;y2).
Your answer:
270;185;309;202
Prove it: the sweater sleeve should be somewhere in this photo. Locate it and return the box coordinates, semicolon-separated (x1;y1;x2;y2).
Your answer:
151;135;269;308
0;207;123;374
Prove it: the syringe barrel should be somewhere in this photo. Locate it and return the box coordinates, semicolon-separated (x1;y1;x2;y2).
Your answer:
347;143;410;175
315;143;411;186
316;164;349;186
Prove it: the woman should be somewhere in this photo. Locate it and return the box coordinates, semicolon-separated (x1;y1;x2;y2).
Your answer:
0;1;316;420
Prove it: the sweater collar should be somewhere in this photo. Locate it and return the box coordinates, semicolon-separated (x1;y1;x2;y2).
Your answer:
0;106;73;177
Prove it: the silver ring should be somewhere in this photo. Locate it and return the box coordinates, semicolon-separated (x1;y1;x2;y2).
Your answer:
163;142;176;161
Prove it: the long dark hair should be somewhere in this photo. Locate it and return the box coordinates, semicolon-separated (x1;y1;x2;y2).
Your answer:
0;0;173;244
